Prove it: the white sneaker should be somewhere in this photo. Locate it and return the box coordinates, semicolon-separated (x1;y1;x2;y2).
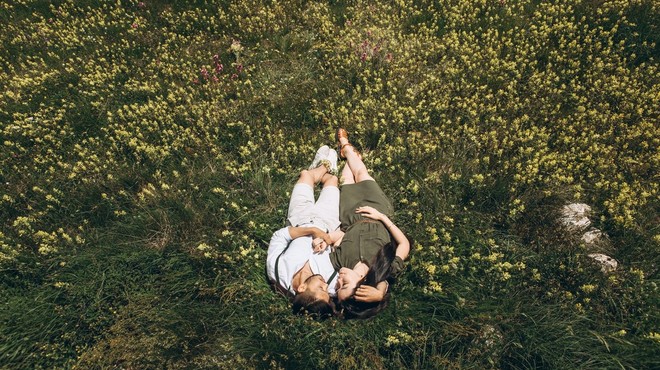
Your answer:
309;145;330;170
325;149;338;174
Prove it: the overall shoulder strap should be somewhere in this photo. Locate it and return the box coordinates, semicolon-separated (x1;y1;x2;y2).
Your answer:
327;270;338;286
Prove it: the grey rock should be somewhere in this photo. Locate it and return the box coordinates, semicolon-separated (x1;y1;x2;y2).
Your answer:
588;253;618;273
560;203;593;230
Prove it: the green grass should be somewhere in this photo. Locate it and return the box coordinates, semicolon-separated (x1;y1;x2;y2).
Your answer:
1;0;658;368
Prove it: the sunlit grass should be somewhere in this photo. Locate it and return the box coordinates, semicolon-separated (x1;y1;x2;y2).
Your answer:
0;0;658;368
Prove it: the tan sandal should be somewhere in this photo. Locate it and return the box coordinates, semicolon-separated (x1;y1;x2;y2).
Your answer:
337;128;360;159
337;128;348;140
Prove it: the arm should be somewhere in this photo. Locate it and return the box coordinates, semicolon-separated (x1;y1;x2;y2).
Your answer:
381;215;410;261
355;206;410;261
267;227;293;256
266;227;294;281
329;229;345;246
288;226;331;243
312;229;345;254
266;226;331;280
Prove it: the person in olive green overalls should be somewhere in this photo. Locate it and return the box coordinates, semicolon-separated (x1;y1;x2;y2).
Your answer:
321;128;410;319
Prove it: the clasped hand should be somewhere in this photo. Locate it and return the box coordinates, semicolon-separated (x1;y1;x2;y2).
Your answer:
311;229;332;253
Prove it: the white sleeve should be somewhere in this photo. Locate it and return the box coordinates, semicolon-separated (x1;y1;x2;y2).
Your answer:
266;227;292;280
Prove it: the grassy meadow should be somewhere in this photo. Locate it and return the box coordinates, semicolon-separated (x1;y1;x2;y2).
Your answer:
1;0;659;368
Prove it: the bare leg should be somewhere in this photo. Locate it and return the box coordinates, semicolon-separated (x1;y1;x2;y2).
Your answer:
338;137;374;183
320;173;338;188
296;166;328;187
341;162;355;185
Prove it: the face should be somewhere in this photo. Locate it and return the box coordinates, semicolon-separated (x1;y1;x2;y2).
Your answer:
303;274;330;302
336;279;354;302
336;267;362;301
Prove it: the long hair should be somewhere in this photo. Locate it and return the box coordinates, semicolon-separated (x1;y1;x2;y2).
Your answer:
340;239;396;319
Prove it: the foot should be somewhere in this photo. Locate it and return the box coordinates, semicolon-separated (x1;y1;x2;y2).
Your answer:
337;128;348;142
336;128;352;159
326;149;338;174
309;145;330;170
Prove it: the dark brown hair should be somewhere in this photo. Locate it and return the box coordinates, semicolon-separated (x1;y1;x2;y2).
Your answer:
340;240;396;319
292;292;334;319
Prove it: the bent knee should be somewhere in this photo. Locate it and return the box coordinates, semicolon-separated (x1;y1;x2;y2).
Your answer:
355;169;373;182
296;170;314;184
323;175;339;187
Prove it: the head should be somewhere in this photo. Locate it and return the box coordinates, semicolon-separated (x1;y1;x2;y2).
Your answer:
340;240;397;319
292;274;334;319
